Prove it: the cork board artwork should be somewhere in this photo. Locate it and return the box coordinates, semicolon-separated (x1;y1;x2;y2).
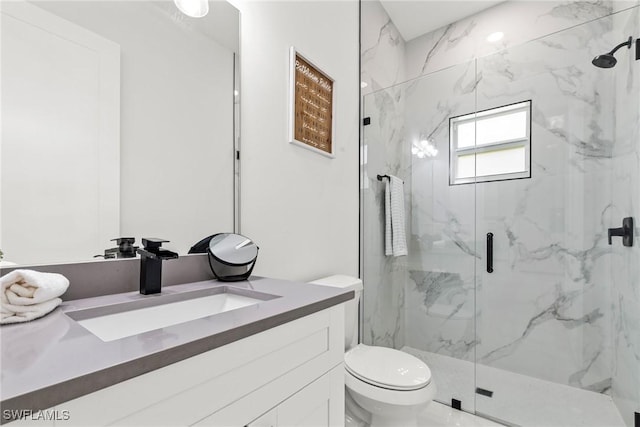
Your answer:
289;47;335;157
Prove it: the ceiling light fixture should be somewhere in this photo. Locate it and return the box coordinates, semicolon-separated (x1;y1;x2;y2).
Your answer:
174;0;209;18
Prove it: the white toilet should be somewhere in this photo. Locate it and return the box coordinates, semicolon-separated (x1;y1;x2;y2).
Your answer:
309;275;436;427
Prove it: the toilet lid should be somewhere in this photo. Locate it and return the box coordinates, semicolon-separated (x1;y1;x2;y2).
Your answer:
344;344;431;391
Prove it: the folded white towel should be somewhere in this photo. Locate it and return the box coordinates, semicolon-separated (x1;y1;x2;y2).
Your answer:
384;175;408;257
1;270;69;324
1;299;63;324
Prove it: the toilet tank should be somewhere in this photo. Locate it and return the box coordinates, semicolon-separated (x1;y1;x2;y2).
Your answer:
308;275;362;351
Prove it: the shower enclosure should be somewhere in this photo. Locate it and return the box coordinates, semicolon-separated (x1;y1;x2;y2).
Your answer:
361;5;639;427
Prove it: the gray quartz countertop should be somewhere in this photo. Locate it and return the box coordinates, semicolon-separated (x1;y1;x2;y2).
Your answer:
0;276;353;420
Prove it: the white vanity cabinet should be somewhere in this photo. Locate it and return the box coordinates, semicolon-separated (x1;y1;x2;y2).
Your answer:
243;365;343;427
207;364;344;427
49;304;345;427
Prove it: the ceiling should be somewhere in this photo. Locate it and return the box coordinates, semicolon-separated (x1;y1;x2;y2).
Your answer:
379;0;506;42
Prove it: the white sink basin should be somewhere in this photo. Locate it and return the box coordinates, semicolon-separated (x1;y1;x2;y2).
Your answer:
67;287;278;342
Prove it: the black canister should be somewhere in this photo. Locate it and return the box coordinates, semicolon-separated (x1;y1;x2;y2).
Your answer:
206;233;258;281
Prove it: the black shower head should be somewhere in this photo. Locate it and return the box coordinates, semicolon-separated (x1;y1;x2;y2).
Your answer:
592;36;633;68
592;53;618;68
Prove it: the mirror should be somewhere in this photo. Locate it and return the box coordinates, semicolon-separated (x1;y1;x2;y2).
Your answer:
0;0;239;266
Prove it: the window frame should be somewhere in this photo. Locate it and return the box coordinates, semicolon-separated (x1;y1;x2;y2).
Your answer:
449;100;532;185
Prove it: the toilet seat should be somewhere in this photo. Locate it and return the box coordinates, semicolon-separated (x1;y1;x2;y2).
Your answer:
345;368;436;407
344;344;431;391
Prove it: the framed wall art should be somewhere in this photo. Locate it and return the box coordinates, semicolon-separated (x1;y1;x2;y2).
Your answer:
288;47;335;158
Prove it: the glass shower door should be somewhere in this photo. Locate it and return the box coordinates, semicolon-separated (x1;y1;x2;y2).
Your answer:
608;6;640;427
474;8;639;427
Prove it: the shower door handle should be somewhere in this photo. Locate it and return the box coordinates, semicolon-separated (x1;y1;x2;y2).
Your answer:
487;232;494;273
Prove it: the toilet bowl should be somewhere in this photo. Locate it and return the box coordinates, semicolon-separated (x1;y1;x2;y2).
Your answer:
309;275;436;427
345;343;436;426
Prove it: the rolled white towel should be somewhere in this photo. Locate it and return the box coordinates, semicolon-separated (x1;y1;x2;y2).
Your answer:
1;270;69;324
1;299;63;324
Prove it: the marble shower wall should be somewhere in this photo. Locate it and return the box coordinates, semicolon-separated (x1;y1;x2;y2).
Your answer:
360;0;406;95
360;0;409;349
403;0;638;81
362;0;639;91
361;0;639;423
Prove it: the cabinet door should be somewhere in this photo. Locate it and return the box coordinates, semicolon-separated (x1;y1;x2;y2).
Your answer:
247;408;277;427
1;1;120;265
277;365;344;427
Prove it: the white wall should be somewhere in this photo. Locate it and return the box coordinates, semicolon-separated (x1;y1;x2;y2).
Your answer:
234;0;359;281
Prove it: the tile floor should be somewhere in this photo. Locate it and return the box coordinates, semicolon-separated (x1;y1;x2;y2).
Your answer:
405;347;626;427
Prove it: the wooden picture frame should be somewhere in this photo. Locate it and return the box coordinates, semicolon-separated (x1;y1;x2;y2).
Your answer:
288;47;335;158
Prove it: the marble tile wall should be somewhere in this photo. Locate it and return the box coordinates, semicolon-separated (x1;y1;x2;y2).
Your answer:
361;0;639;424
403;0;638;81
360;0;406;95
360;0;409;349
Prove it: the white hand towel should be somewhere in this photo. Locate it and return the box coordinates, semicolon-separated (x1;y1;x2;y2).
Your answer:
1;270;69;324
384;175;408;257
385;180;393;256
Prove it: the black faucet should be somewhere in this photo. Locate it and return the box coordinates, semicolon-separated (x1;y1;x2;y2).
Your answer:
137;238;179;295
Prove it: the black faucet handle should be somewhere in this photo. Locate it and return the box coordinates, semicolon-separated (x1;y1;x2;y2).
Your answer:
608;217;634;247
608;227;623;244
141;238;170;250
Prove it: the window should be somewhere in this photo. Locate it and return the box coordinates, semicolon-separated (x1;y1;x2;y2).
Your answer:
449;100;531;185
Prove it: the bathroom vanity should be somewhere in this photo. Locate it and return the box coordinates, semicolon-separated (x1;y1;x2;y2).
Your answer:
0;277;352;426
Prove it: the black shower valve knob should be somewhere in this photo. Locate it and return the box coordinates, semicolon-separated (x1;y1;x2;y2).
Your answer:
607;217;633;247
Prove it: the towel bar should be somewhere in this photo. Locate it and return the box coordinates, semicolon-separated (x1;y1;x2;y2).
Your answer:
376;174;404;183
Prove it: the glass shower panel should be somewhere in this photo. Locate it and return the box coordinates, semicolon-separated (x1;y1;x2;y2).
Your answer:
362;81;409;354
610;7;640;427
361;61;478;413
474;8;638;426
